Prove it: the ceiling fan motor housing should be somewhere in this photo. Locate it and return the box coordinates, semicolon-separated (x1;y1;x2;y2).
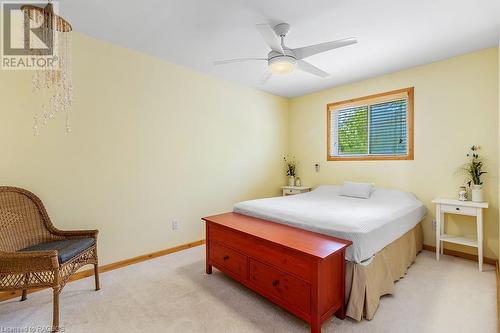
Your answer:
273;23;290;37
268;49;296;60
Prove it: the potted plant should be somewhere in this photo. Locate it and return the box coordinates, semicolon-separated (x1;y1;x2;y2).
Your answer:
460;145;487;202
283;156;297;186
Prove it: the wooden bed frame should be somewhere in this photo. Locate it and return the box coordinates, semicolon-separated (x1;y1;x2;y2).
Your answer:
203;212;352;333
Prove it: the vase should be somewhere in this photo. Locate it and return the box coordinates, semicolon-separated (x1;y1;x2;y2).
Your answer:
295;177;302;187
288;176;295;187
458;186;467;201
471;185;483;202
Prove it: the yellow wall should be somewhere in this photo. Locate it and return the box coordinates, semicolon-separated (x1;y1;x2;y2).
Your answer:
0;33;289;265
289;48;499;259
1;32;498;264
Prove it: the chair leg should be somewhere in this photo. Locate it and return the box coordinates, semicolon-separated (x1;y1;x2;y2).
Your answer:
20;273;29;301
94;263;100;291
20;289;27;301
52;288;60;332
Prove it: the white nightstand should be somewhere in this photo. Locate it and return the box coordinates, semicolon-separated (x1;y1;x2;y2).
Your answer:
281;186;312;196
432;198;488;272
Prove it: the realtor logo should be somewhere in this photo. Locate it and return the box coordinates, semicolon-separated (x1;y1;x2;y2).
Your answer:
1;1;59;70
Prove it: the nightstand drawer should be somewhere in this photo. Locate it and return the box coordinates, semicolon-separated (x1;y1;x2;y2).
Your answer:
441;204;476;216
284;189;301;195
281;187;312;197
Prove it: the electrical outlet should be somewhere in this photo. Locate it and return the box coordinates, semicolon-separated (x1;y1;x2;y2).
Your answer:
431;219;436;230
171;219;180;231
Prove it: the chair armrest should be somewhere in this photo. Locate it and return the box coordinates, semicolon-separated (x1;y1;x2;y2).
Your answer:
51;229;99;239
0;251;59;274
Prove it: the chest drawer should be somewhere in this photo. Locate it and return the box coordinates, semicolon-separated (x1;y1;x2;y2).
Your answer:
249;259;310;314
210;225;312;281
210;241;248;278
441;204;477;216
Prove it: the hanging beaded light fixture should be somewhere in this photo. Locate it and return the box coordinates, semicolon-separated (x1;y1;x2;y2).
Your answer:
21;0;73;135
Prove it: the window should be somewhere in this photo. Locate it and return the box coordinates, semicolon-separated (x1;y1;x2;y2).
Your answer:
327;88;414;161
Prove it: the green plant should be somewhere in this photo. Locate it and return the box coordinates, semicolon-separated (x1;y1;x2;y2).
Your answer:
338;106;368;154
460;145;487;186
283;156;296;177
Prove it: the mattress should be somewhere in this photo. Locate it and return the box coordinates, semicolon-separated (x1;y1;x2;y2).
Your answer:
233;185;426;263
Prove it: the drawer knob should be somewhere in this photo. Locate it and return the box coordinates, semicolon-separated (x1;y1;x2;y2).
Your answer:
456;207;460;211
272;280;279;287
223;255;229;261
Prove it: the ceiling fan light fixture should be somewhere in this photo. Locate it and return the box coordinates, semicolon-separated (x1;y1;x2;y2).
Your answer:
269;56;296;75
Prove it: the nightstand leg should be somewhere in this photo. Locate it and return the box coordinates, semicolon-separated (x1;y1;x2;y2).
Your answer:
477;209;483;272
436;205;441;261
440;211;445;255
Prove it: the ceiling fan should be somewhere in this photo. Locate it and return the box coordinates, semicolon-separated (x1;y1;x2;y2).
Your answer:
213;23;357;83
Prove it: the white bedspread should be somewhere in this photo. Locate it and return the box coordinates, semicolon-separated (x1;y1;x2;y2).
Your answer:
233;185;426;263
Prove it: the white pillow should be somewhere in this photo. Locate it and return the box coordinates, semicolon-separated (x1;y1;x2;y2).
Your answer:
339;181;373;199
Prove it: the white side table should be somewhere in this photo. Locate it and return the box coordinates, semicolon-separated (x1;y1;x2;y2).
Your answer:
432;198;488;271
281;186;312;196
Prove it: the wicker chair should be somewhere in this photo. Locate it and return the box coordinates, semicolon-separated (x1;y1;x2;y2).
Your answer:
0;187;99;332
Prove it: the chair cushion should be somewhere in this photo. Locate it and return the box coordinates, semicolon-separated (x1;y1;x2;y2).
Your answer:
20;238;95;264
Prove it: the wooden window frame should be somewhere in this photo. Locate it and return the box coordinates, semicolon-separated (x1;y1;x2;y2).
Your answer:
326;87;414;161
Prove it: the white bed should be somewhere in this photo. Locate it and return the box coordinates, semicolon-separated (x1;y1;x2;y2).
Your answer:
233;185;426;263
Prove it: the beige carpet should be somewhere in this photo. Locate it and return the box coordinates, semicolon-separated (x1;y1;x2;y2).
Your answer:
0;247;496;333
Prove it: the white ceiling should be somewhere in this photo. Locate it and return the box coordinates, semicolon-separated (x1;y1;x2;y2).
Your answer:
59;0;500;97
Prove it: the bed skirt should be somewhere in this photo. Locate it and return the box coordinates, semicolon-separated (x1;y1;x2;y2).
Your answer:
344;223;423;321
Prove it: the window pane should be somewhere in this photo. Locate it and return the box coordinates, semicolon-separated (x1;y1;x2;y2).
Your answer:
369;100;407;155
337;106;368;155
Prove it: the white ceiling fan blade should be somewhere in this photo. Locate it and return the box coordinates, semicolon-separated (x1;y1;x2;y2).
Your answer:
213;58;267;66
261;71;272;84
297;60;329;78
256;24;284;54
293;38;357;59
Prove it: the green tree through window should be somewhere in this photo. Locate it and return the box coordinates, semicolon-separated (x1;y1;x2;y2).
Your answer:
338;106;368;155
